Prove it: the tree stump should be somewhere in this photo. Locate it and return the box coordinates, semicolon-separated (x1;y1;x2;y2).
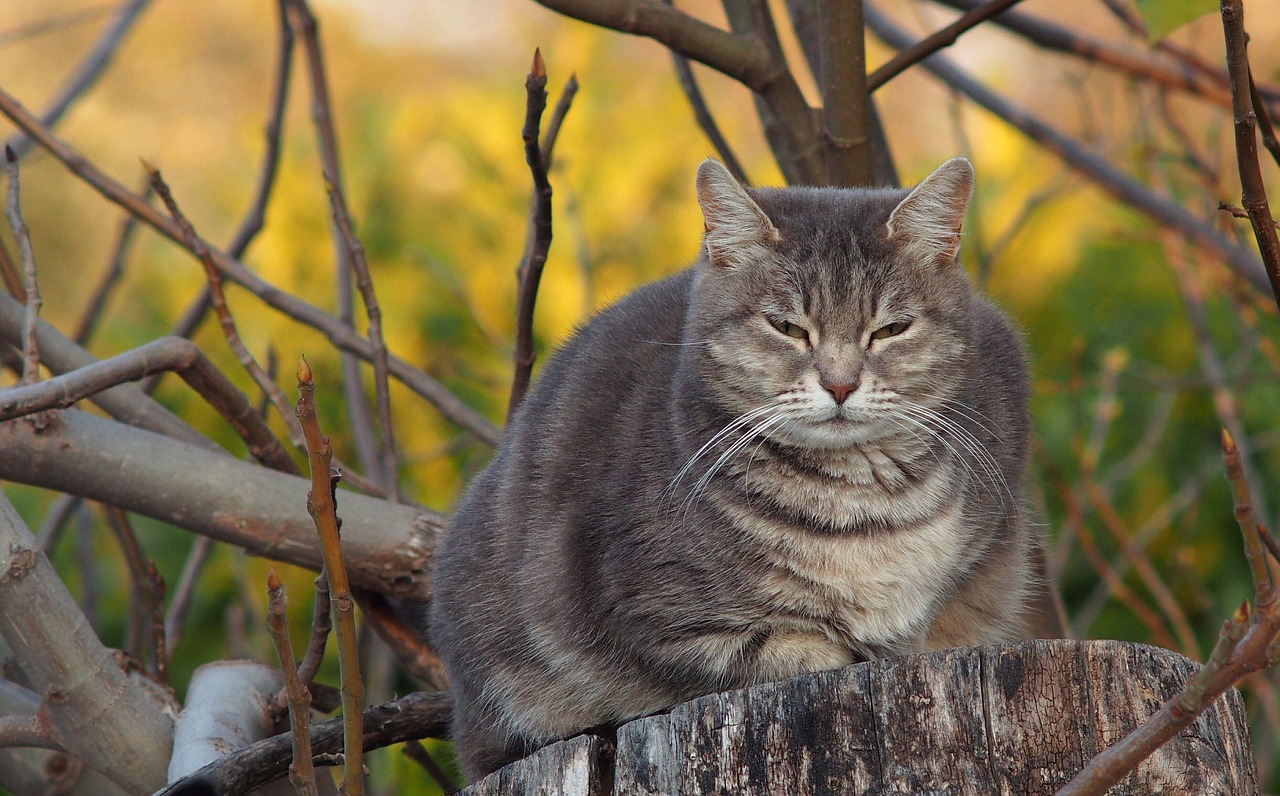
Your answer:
459;639;1257;795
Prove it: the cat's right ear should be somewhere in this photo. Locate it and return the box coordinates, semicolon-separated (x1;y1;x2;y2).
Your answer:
696;159;780;268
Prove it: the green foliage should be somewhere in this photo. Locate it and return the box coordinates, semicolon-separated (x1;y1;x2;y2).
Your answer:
1134;0;1219;41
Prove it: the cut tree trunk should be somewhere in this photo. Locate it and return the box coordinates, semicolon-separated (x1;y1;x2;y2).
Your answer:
460;639;1257;795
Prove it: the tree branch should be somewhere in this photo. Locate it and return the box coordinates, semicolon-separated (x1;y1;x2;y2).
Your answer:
3;0;153;159
1221;0;1280;312
817;0;872;185
867;0;1025;92
862;5;1270;296
0;84;502;445
0;409;442;599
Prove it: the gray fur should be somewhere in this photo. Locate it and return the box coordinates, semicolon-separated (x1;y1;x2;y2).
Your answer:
429;158;1035;780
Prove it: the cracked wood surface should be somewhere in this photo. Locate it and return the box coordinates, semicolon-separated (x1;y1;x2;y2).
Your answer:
460;639;1256;795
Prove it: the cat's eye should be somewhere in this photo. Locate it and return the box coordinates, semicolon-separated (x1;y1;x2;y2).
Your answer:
768;316;809;341
870;320;912;340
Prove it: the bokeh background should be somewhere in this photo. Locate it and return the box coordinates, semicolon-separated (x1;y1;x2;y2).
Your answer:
1;0;1279;791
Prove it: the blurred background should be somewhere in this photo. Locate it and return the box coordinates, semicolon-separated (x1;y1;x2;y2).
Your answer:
1;0;1279;791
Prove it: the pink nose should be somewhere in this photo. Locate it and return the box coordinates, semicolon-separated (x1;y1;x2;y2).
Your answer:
823;381;858;405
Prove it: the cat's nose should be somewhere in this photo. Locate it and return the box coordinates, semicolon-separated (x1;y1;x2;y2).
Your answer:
822;380;859;405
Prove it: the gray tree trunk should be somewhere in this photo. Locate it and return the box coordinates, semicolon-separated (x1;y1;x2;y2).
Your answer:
460;639;1257;795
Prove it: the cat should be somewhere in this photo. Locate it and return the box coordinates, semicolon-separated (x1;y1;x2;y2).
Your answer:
428;156;1036;781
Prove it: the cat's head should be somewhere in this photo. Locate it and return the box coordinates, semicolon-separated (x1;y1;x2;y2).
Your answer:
685;158;978;449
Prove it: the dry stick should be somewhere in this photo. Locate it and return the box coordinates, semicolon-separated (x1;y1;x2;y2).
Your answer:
165;536;213;656
660;24;750;184
866;0;1024;91
147;561;168;685
817;0;872;186
1222;0;1280;314
1056;430;1279;795
148;167;393;492
296;357;363;796
861;6;1271;296
507;50;553;420
353;588;448;690
401;739;459;795
930;0;1239;109
297;572;333;688
539;74;579;170
152;690;451;796
324;178;399;502
3;0;152;159
720;0;824;185
1249;68;1280;171
151;168;389;496
148;166;300;448
284;0;382;483
75;177;152;344
0;236;23;301
0;86;502;446
145;0;296;393
1082;480;1199;657
266;570;320;796
4;147;40;387
0;335;296;472
101;505;152;664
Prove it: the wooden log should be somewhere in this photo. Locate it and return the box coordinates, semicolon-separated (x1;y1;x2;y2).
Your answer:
460;639;1257;795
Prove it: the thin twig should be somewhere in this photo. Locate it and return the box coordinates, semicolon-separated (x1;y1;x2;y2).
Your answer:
1249;67;1280;172
3;0;153;159
0;84;502;445
1056;428;1280;794
266;570;320;796
283;0;385;485
152;690;451;796
402;739;459;794
75;177;152;345
296;357;363;795
4;146;40;388
861;6;1271;297
147;560;168;685
101;505;151;663
324;178;400;502
507;50;554;421
297;571;333;688
0;335;297;473
0;236;22;302
165;535;215;656
720;0;824;184
539;75;579;173
867;0;1024;91
1221;0;1280;313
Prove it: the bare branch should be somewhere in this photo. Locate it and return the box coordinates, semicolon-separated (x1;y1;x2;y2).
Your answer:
297;572;333;688
4;147;41;388
0;408;442;599
817;0;872;185
0;336;296;473
265;571;320;796
866;0;1024;92
508;50;555;420
3;0;153;159
74;177;151;345
862;6;1271;296
165;536;215;656
101;505;152;663
152;690;451;796
1221;0;1280;313
402;739;459;795
296;358;364;794
0;84;502;445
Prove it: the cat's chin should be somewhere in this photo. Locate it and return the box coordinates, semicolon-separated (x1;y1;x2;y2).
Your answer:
775;417;883;449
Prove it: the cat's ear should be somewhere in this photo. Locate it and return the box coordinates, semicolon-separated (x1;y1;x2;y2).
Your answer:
886;157;974;265
696;159;780;268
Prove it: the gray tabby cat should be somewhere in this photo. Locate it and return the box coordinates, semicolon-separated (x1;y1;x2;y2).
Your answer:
429;157;1035;781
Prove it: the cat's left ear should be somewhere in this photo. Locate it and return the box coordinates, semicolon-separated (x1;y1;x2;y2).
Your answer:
886;157;974;266
696;159;781;268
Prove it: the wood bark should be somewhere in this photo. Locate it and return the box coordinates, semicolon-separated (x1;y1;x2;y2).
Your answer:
459;640;1256;795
